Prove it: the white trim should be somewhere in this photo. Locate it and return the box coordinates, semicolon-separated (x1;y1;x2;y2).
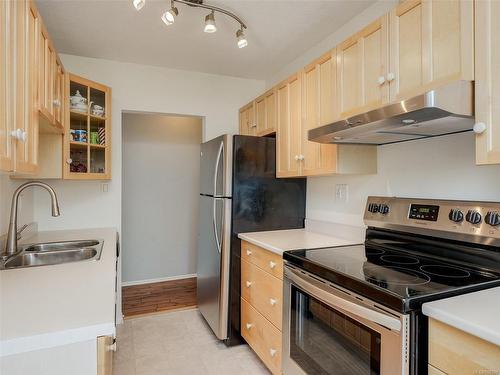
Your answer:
121;273;197;287
1;323;115;357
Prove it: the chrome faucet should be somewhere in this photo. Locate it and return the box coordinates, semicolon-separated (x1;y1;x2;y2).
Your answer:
3;181;60;259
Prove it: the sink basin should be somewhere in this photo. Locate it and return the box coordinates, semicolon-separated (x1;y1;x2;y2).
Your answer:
23;240;100;252
1;239;104;270
4;248;98;269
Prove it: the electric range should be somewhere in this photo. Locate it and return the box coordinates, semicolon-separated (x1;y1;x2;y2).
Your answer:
282;197;500;375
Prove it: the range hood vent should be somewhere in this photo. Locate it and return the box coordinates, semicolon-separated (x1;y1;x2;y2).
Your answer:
308;81;474;145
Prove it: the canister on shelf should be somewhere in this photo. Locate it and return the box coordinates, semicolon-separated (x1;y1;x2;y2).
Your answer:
98;127;105;145
90;131;99;144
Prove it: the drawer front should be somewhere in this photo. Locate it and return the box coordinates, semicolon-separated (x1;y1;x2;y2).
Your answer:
241;258;283;330
241;240;283;280
428;364;447;375
429;318;500;374
241;297;282;375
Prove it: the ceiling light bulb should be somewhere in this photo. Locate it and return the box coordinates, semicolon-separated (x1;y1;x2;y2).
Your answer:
236;29;248;48
204;11;217;33
161;5;178;26
133;0;145;11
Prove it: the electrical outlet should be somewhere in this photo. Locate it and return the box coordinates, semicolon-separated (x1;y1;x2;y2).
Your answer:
335;184;349;202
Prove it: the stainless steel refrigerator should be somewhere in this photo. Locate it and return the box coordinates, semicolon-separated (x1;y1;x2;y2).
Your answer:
197;134;306;344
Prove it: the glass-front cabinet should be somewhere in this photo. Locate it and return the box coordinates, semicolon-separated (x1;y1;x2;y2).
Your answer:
65;74;111;179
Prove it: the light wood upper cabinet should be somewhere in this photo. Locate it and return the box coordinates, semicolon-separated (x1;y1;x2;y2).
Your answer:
239;102;255;136
253;89;277;136
301;50;338;176
337;16;389;119
276;73;301;178
475;0;500;165
389;0;473;102
0;0;13;172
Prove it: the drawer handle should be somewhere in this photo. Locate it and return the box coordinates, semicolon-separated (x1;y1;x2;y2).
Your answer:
269;261;276;269
246;249;252;256
246;323;253;330
246;281;252;288
270;298;277;306
270;348;277;357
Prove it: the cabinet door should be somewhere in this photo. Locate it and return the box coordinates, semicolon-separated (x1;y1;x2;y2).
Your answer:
301;51;338;176
255;94;266;135
389;0;473;101
13;0;38;174
247;104;256;136
38;22;54;122
0;0;13;171
97;336;114;375
239;107;248;135
53;58;65;129
276;74;301;177
337;16;389;119
264;89;276;135
475;0;500;165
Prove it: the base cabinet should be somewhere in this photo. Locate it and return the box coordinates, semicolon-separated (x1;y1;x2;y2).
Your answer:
240;240;283;375
428;318;500;374
97;335;115;375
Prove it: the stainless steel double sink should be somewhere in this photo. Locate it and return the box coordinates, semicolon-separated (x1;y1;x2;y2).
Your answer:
1;239;104;270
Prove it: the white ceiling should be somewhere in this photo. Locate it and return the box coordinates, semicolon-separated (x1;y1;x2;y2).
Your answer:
36;0;376;80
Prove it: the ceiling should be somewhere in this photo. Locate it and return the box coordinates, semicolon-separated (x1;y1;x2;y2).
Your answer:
36;0;376;80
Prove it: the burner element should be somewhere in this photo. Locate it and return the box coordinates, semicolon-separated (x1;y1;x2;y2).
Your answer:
380;255;420;265
365;248;385;256
420;265;471;278
363;265;431;286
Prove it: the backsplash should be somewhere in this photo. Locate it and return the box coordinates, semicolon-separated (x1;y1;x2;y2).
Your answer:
306;132;500;227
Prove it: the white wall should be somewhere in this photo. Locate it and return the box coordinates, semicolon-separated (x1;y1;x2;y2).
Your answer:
122;113;202;283
307;132;500;226
33;55;265;231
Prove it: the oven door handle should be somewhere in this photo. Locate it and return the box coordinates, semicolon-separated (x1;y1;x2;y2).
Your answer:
286;267;402;332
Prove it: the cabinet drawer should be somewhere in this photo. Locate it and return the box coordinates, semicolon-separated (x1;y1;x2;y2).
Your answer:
429;318;500;374
428;364;446;375
241;240;283;280
241;297;282;375
241;258;282;330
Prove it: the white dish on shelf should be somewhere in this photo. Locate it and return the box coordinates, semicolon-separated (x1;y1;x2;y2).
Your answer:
71;103;88;113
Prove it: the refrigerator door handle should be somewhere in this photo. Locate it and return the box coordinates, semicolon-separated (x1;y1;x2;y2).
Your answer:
213;141;224;198
213;198;222;254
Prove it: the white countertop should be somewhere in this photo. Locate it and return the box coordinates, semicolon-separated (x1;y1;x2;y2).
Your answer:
238;225;363;255
422;287;500;346
0;228;117;354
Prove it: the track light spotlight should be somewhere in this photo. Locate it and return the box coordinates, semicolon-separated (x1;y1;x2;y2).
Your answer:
204;11;217;33
161;2;179;25
133;0;145;11
236;28;247;48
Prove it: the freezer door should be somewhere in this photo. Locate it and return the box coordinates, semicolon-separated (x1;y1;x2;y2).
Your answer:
200;135;232;197
197;195;231;340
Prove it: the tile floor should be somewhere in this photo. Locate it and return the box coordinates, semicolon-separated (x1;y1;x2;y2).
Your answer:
113;308;271;375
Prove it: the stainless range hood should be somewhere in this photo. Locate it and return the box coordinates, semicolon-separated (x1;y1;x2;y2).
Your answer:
308;81;474;145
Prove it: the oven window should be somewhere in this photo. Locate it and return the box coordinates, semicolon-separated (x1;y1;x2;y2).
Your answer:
290;285;381;375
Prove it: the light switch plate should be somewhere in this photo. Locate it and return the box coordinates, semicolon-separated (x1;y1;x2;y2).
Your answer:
335;184;348;202
101;183;109;193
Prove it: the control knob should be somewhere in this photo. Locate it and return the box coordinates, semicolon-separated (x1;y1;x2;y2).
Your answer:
485;211;500;227
379;204;390;215
465;210;482;225
368;203;379;213
448;209;464;223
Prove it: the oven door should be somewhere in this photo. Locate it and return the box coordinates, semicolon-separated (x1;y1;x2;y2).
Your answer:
283;265;410;375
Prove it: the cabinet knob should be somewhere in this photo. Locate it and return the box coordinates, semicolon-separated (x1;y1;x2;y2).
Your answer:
11;129;27;142
269;298;277;306
245;281;252;288
245;323;253;330
66;158;73;164
53;99;61;107
377;76;386;85
473;122;487;134
269;261;276;269
299;155;305;161
294;155;300;161
269;348;277;357
246;249;252;256
386;72;395;82
106;342;117;352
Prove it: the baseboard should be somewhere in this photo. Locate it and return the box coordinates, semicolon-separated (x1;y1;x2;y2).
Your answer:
121;273;197;287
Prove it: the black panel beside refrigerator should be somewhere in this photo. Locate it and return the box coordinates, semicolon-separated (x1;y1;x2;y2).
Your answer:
226;135;306;346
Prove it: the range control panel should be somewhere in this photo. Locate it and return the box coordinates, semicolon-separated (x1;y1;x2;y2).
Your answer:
364;197;500;243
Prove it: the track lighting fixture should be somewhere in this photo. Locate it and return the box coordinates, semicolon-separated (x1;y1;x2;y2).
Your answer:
133;0;248;48
204;11;217;33
161;1;179;25
133;0;145;11
236;28;247;48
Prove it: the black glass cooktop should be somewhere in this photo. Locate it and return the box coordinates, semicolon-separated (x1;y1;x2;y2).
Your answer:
284;242;500;313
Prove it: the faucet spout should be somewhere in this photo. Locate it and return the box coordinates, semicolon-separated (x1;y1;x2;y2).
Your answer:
3;181;60;259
